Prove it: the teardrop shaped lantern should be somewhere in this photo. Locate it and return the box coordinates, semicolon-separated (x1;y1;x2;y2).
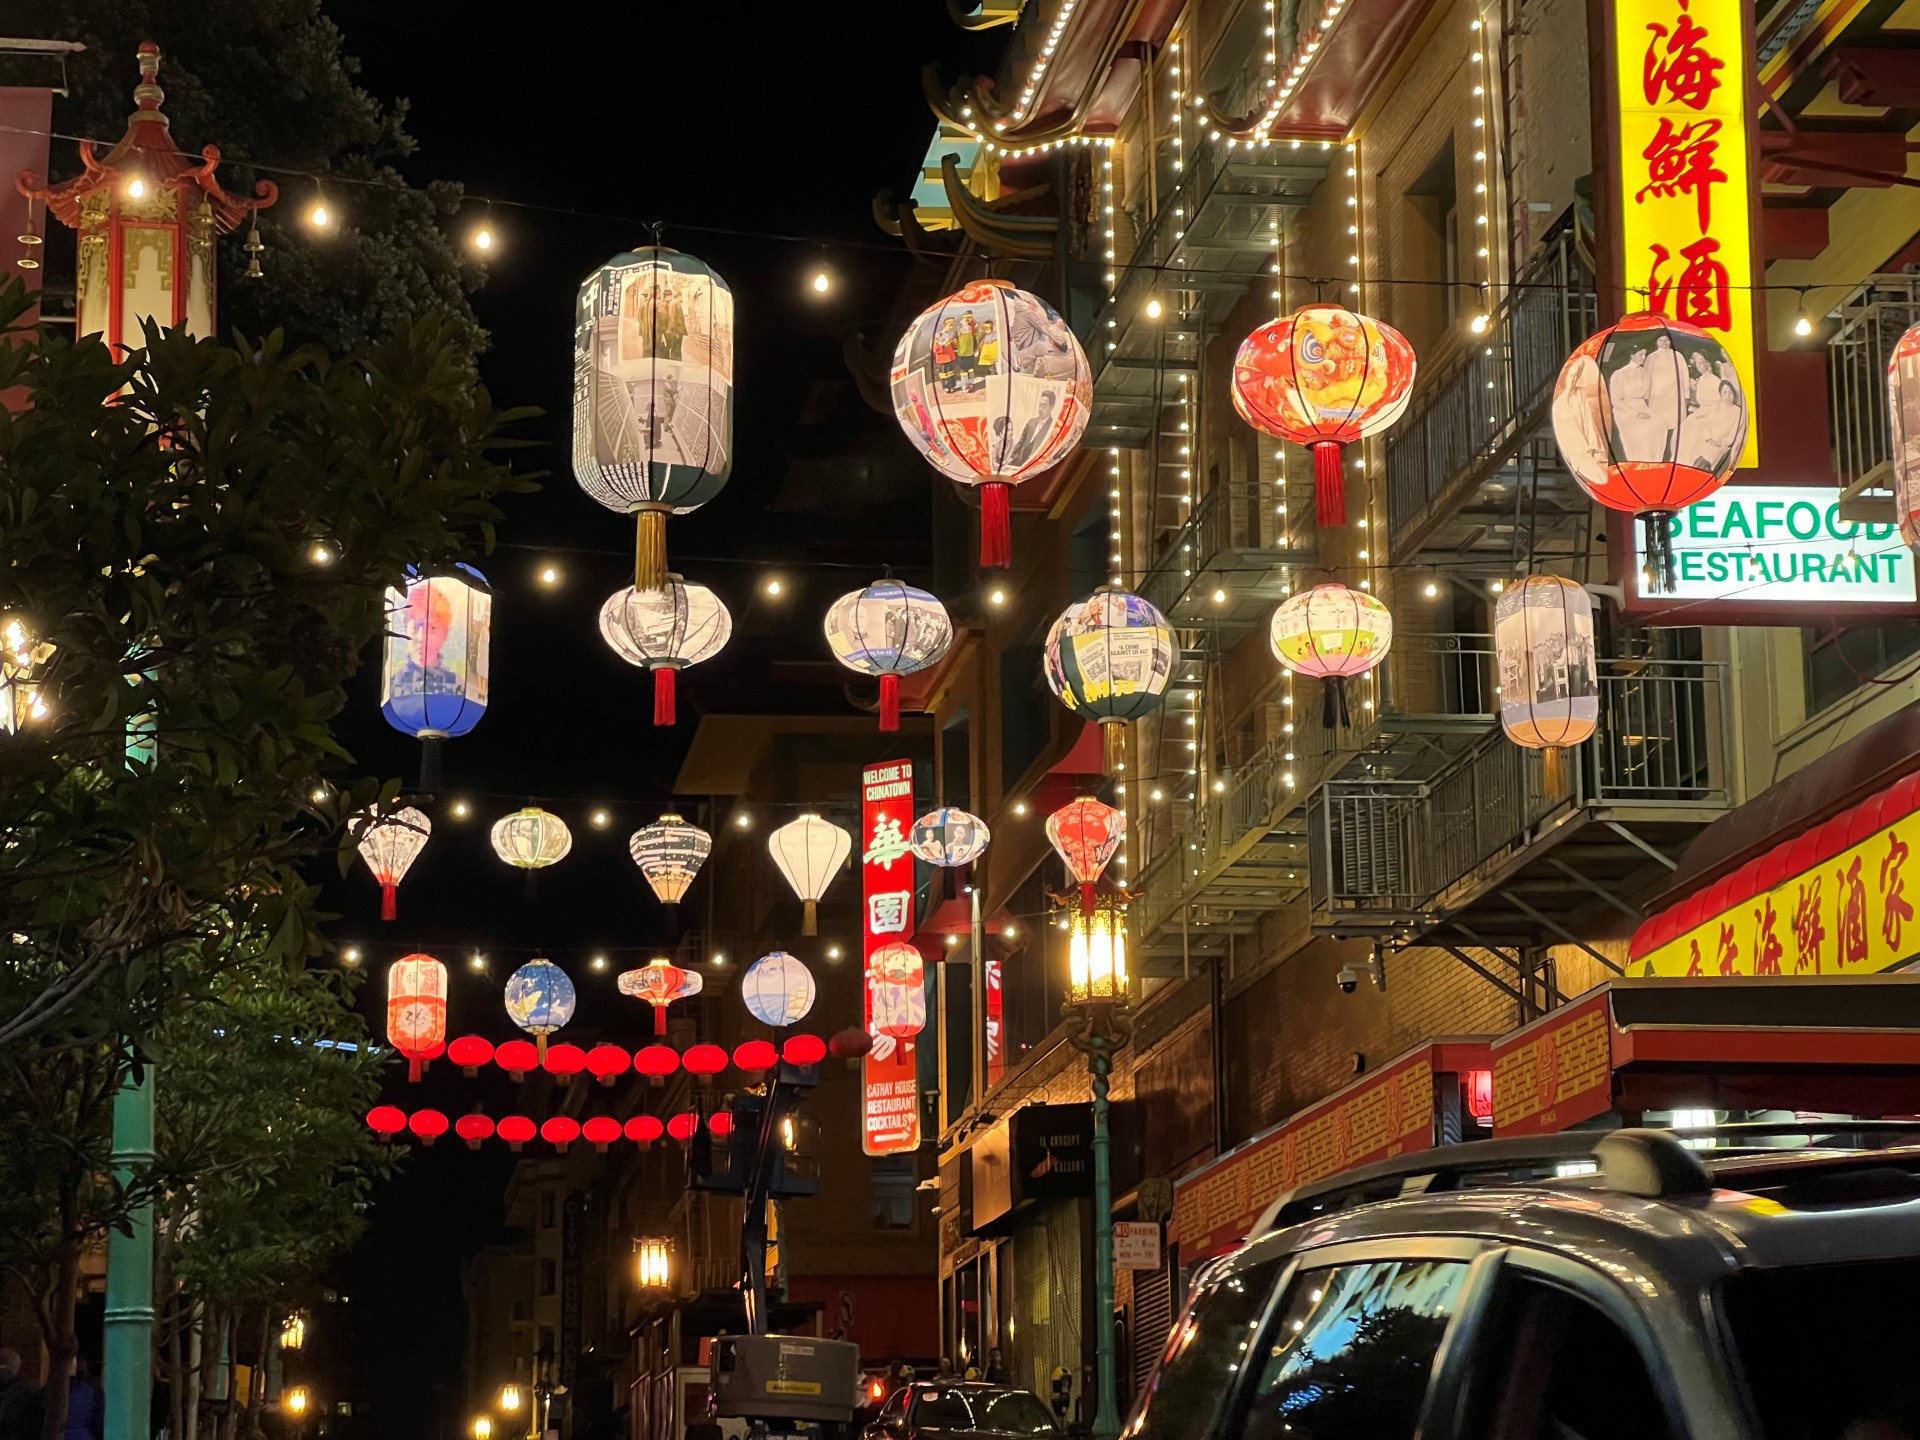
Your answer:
1045;798;1126;917
1549;312;1746;593
1268;583;1393;728
599;579;732;726
1231;304;1417;527
573;246;734;591
891;279;1092;568
380;565;492;786
908;808;991;868
1495;575;1598;751
617;957;704;1036
1043;585;1175;773
385;953;448;1083
504;958;576;1060
628;813;712;911
867;941;928;1041
742;951;817;1027
354;805;431;921
1890;321;1920;551
824;577;954;731
768;813;852;936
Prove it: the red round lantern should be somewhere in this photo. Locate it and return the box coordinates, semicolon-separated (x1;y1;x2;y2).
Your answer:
782;1033;827;1066
367;1104;407;1140
666;1112;700;1143
733;1040;778;1074
497;1115;537;1152
1045;798;1125;916
1549;311;1746;593
447;1035;494;1077
541;1116;581;1151
829;1026;874;1065
583;1116;623;1153
635;1044;681;1085
385;953;449;1083
1231;304;1417;527
586;1044;631;1086
625;1115;665;1147
455;1113;495;1150
683;1043;728;1083
708;1111;735;1138
496;1040;539;1080
407;1109;449;1147
543;1042;587;1084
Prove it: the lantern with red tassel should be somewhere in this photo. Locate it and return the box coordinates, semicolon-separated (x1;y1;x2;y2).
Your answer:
385;954;448;1083
824;576;952;731
583;1116;622;1153
1043;586;1174;773
408;1109;448;1147
1045;798;1126;917
598;579;732;727
354;805;430;921
618;958;703;1036
455;1113;495;1150
868;943;928;1041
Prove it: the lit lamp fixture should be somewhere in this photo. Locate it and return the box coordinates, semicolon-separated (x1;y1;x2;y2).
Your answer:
285;1388;310;1417
279;1312;306;1351
1;615;55;734
473;1418;493;1440
1066;899;1130;1010
635;1236;673;1290
499;1386;523;1413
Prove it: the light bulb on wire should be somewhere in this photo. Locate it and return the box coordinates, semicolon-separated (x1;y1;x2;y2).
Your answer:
810;270;831;295
124;176;147;200
307;199;332;230
472;224;495;252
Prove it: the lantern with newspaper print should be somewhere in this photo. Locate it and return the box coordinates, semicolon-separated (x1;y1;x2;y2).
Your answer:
824;577;953;732
1045;798;1125;918
1043;586;1174;773
379;565;491;785
599;579;732;727
1495;575;1598;752
618;958;703;1036
1268;583;1392;729
354;805;430;921
385;953;448;1083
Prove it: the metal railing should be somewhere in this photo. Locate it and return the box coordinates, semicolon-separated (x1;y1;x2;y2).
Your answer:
1828;274;1920;489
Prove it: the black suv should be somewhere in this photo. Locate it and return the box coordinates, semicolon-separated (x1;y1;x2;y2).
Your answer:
1125;1126;1920;1440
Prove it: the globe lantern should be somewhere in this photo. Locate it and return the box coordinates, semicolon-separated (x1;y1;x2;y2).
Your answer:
583;1116;623;1153
1890;320;1920;550
1268;583;1393;728
407;1109;449;1147
447;1035;494;1077
354;806;430;921
495;1040;539;1081
1232;305;1418;527
824;577;954;731
909;808;991;868
586;1043;632;1086
1495;575;1598;753
573;246;734;591
782;1033;828;1066
1045;798;1126;917
599;579;732;727
618;958;704;1036
768;814;853;936
625;1115;666;1147
497;1115;537;1153
1549;311;1746;593
367;1105;406;1142
455;1113;495;1150
491;807;572;898
385;954;448;1083
628;813;712;912
504;958;576;1060
891;278;1093;568
742;952;817;1027
635;1043;681;1085
380;565;492;786
1043;586;1175;773
867;942;928;1040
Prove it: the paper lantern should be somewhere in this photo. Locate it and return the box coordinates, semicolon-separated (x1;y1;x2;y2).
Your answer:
618;958;704;1036
408;1109;448;1147
867;942;927;1040
625;1115;665;1146
447;1035;494;1078
541;1116;581;1152
1495;576;1598;750
497;1115;536;1152
385;954;448;1083
1231;304;1417;526
782;1033;827;1066
909;807;990;868
733;1040;778;1073
666;1112;701;1144
380;565;491;785
1045;798;1126;916
1549;311;1746;592
543;1042;587;1083
708;1111;735;1139
1268;583;1393;728
354;806;430;921
491;807;572;873
768;814;852;936
824;578;954;731
683;1043;728;1083
455;1113;495;1150
367;1105;406;1141
1043;586;1174;772
635;1043;681;1084
828;1026;873;1065
628;813;711;909
890;278;1092;567
599;580;733;726
741;951;816;1026
495;1040;539;1080
573;246;734;591
1891;321;1920;550
583;1116;623;1153
586;1043;632;1086
504;959;576;1059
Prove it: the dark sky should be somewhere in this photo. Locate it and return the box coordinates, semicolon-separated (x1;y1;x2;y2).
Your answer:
304;5;995;1436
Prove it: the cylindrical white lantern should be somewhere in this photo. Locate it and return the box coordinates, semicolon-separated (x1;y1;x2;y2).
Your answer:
1495;575;1598;750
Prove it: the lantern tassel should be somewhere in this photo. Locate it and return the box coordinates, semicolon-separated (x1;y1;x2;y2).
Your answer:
536;1033;548;1062
979;482;1013;569
1101;721;1127;777
1542;744;1570;797
1312;442;1347;527
653;665;677;727
803;898;819;937
1642;512;1677;595
654;1007;667;1038
879;672;901;732
523;869;538;902
419;736;443;790
635;508;668;593
380;883;398;922
1323;677;1352;730
1080;881;1096;917
408;1057;421;1084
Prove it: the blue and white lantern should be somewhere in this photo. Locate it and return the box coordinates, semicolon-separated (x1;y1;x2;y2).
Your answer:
824;577;953;732
504;958;576;1059
741;951;816;1027
380;565;491;785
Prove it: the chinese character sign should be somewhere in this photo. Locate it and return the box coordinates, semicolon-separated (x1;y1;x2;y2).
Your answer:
862;761;921;1156
1614;0;1758;466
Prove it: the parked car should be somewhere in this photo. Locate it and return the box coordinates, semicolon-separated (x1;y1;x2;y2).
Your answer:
865;1383;1061;1440
1125;1125;1920;1439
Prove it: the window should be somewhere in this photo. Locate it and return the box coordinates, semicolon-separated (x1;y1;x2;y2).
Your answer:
1070;504;1106;596
1127;1256;1285;1440
1403;141;1463;352
540;1192;557;1230
1241;1259;1468;1440
1803;625;1920;716
910;1390;1057;1435
999;644;1049;789
871;1155;918;1228
539;1259;557;1297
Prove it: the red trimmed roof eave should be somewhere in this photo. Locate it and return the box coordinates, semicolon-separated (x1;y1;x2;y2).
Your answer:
1255;0;1434;137
20;121;275;233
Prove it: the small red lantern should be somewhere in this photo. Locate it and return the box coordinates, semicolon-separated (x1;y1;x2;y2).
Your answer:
455;1113;495;1150
625;1115;665;1147
1046;798;1125;916
782;1034;827;1066
496;1040;539;1081
635;1044;681;1086
408;1109;449;1147
666;1112;700;1144
541;1116;581;1152
448;1035;494;1077
583;1116;623;1153
1463;1069;1494;1123
543;1042;587;1084
828;1027;873;1067
708;1111;735;1139
367;1104;407;1141
683;1043;728;1083
733;1040;778;1074
587;1044;631;1086
497;1115;537;1152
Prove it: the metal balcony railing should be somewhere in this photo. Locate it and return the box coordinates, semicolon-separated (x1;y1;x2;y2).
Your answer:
1828;274;1920;495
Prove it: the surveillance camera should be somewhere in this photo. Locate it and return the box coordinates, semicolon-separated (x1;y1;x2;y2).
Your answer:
1336;964;1364;995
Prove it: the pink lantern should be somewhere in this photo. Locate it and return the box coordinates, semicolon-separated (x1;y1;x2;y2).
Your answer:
354;806;430;920
1045;798;1126;916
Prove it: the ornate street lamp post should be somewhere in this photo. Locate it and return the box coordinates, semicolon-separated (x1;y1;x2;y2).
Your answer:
1061;895;1131;1440
635;1236;674;1291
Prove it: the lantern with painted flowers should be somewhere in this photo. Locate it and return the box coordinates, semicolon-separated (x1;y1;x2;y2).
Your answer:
867;942;927;1041
385;953;448;1083
380;565;491;786
573;246;735;592
768;813;852;936
1043;586;1174;773
741;952;816;1027
1495;575;1598;752
891;278;1092;568
824;577;953;731
1045;798;1126;917
908;808;990;868
618;958;703;1036
599;579;732;727
628;813;711;912
504;958;575;1060
1549;312;1746;593
1268;583;1392;728
354;805;430;921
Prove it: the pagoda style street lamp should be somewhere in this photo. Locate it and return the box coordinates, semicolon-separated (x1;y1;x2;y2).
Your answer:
498;1385;522;1414
1061;895;1131;1440
635;1236;674;1291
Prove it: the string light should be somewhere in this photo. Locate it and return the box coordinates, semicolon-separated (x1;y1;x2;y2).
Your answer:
308;542;335;566
124;175;146;200
1794;288;1814;338
471;221;495;252
1468;20;1498;326
590;809;611;829
451;800;471;819
538;565;560;587
764;576;785;597
307;196;332;229
811;270;831;294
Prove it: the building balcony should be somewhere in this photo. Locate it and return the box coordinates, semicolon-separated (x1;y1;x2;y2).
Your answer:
1137;472;1315;631
1827;273;1920;520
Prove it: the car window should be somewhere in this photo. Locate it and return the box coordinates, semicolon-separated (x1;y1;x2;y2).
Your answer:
911;1390;980;1431
1123;1255;1286;1440
880;1389;909;1424
1241;1259;1469;1440
974;1393;1057;1435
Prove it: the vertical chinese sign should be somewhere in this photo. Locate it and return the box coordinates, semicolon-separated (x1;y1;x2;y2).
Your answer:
984;956;1005;1090
1612;0;1760;465
862;761;921;1156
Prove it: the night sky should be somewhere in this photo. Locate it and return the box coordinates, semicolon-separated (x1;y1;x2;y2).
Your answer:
301;5;995;1436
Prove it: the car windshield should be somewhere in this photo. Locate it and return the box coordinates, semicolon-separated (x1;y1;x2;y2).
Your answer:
1723;1255;1920;1438
912;1390;1053;1434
